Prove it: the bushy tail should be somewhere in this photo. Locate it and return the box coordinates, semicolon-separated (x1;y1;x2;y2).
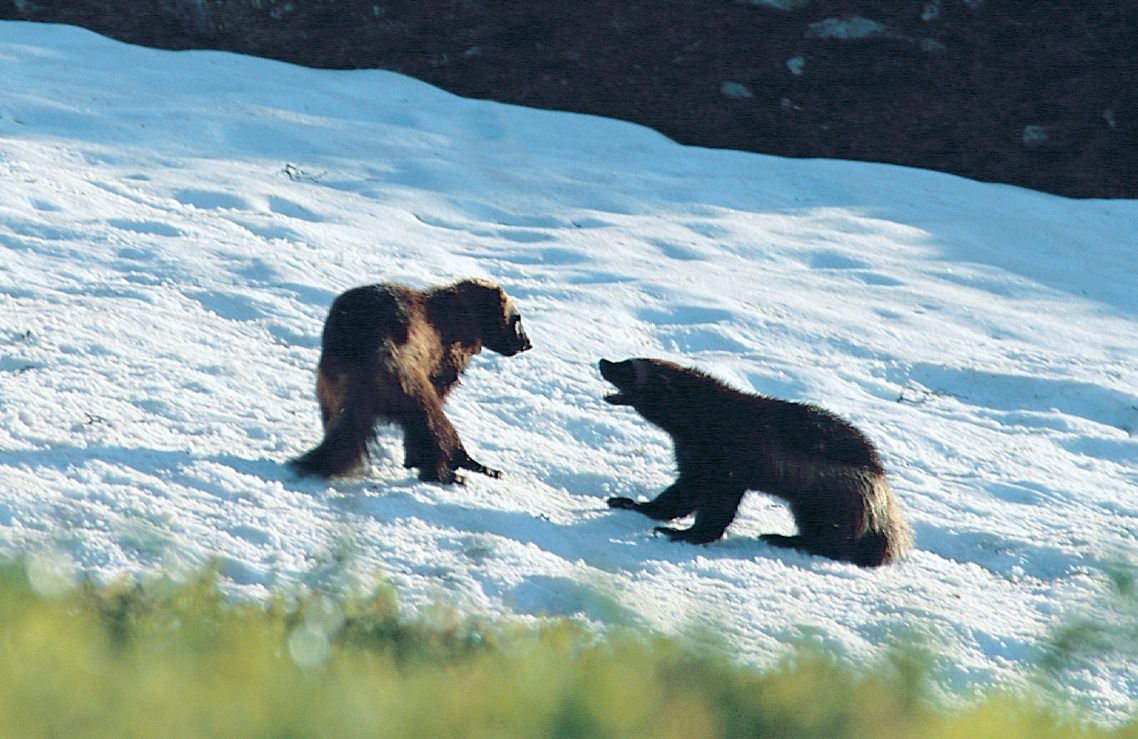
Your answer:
290;392;376;479
853;475;913;567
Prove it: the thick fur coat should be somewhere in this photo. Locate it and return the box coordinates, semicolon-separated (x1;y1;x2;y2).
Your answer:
292;279;531;483
600;358;911;566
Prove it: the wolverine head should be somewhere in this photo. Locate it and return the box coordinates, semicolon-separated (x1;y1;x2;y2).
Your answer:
599;358;688;406
599;358;644;405
600;358;731;436
453;279;532;357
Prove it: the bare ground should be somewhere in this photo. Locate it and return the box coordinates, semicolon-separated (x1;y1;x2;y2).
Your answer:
4;0;1135;198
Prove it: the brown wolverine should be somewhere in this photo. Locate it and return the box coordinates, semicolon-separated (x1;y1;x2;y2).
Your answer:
292;279;531;483
600;358;911;566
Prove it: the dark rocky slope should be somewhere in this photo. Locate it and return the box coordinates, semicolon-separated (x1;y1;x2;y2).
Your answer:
3;0;1135;198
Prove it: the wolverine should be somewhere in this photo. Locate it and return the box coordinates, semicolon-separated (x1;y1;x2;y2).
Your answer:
599;358;911;566
292;279;531;484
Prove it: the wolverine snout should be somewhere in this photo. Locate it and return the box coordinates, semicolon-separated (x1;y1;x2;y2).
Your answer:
499;326;531;356
514;327;533;354
485;312;532;356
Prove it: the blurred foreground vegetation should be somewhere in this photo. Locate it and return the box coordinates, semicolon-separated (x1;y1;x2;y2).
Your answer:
0;559;1132;738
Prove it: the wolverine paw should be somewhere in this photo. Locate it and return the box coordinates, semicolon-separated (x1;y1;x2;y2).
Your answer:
653;526;687;541
460;458;502;479
607;496;639;510
760;534;802;550
654;526;723;545
419;466;466;486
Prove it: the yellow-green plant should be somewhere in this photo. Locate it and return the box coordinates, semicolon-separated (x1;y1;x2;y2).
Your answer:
0;560;1129;738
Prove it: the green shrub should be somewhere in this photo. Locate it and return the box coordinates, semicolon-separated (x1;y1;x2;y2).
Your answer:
0;560;1129;738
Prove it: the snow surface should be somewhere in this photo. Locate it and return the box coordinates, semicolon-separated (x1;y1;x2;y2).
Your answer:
2;21;1137;718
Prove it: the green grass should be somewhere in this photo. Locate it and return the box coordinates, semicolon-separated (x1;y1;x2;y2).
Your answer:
0;560;1131;738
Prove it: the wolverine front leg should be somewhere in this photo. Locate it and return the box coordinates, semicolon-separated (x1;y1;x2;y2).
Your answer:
399;384;500;483
396;383;465;483
655;488;745;545
403;418;501;483
608;478;698;521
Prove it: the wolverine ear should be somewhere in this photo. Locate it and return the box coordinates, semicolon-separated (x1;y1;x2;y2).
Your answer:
632;358;650;390
647;363;677;393
454;279;531;355
631;359;674;391
452;279;503;323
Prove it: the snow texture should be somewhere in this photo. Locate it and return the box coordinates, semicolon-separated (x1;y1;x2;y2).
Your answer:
1;21;1137;718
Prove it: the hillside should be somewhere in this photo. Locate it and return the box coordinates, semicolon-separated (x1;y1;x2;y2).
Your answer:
1;21;1137;721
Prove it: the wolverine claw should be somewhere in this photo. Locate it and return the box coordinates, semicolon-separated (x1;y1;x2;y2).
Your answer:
458;457;502;479
607;496;638;510
653;526;685;540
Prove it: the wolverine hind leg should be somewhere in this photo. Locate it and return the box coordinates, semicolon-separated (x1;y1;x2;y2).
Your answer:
761;473;892;566
316;366;348;429
291;367;374;479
